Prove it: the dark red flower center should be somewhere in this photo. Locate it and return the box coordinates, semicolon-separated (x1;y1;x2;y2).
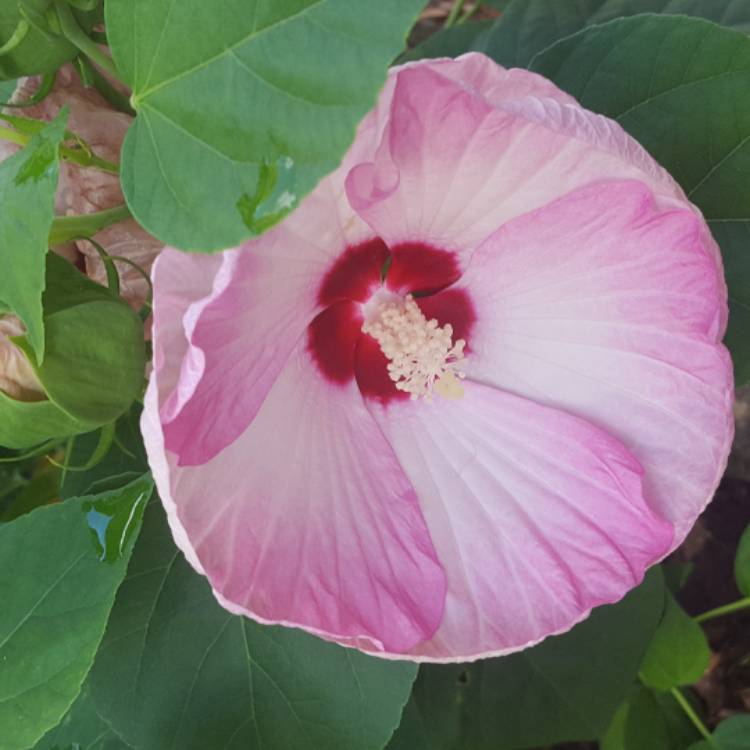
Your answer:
308;238;475;404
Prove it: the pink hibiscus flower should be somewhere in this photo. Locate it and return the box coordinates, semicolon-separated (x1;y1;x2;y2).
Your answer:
142;53;734;661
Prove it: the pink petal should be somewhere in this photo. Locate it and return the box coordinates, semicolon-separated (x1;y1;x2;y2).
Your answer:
143;248;223;575
143;341;446;654
345;56;694;264
459;180;734;547
368;380;673;661
159;176;373;466
148;248;223;405
419;53;579;107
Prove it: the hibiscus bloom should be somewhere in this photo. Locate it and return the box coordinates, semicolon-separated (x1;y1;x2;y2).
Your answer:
142;54;734;661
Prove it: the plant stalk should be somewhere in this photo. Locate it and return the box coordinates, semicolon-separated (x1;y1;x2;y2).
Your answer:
445;0;467;27
695;596;750;624
49;205;131;245
54;0;119;80
669;687;715;745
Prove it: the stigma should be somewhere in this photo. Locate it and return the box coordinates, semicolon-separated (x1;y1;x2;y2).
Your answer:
362;294;467;401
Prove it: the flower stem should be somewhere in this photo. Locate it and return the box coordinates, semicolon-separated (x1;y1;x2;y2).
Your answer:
694;596;750;624
54;0;119;80
48;205;131;245
670;687;715;745
445;0;467;27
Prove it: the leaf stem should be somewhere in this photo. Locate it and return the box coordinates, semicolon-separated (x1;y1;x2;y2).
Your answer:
0;124;27;147
0;117;119;173
459;2;482;23
76;56;135;115
54;0;119;80
0;439;61;463
670;687;715;745
2;71;56;108
49;205;131;245
695;597;750;624
445;0;467;27
0;19;29;56
61;142;119;173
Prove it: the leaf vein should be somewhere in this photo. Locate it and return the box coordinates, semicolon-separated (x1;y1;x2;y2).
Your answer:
135;0;326;100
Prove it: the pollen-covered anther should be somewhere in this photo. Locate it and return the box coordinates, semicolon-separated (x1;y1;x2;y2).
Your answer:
362;294;467;400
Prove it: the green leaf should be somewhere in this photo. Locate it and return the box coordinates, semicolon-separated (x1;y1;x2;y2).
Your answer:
662;559;694;595
80;474;152;564
689;715;750;750
32;683;130;750
0;79;16;101
0;481;147;750
601;684;701;750
0;1;77;79
89;500;417;750
388;568;666;750
479;0;750;68
105;0;426;251
0;393;87;449
735;524;750;597
386;665;466;750
0;459;59;521
61;403;148;500
531;14;750;383
0;455;34;517
639;592;711;690
0;109;65;361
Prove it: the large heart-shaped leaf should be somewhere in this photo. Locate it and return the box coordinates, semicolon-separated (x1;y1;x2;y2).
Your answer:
32;683;130;750
476;0;750;68
0;109;65;361
388;569;665;750
89;501;417;750
0;476;151;750
105;0;426;251
531;14;750;383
